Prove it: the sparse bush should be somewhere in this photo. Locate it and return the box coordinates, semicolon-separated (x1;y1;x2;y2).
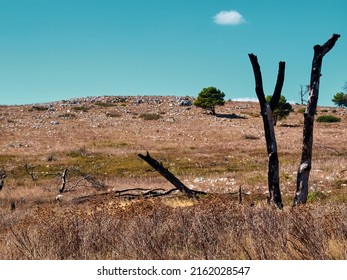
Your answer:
139;113;161;120
307;191;327;203
72;106;89;112
95;102;115;107
58;113;76;119
105;112;121;118
30;105;49;111
317;115;341;123
244;134;260;140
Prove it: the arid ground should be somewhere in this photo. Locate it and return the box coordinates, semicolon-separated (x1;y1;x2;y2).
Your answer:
0;96;346;259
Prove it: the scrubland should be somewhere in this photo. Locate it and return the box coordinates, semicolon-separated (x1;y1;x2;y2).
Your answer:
0;96;346;259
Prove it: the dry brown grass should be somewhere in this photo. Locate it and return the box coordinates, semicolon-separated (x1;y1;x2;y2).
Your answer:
0;195;346;260
0;97;346;259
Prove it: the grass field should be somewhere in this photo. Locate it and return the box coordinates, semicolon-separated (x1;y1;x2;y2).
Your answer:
0;96;346;259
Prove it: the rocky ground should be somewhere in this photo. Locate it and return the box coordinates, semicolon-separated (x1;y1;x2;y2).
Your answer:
0;95;346;205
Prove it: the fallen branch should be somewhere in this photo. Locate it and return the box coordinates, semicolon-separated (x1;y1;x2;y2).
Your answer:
138;152;206;198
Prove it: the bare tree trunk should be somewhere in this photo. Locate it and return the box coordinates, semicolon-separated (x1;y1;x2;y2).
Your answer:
299;85;309;105
294;34;340;206
248;54;285;209
138;152;205;198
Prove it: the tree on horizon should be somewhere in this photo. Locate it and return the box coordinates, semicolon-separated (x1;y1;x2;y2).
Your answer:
193;86;225;115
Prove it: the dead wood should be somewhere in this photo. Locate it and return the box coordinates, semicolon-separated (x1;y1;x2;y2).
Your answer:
248;53;285;209
0;169;6;191
294;34;340;206
138;151;206;198
59;169;68;193
24;163;38;181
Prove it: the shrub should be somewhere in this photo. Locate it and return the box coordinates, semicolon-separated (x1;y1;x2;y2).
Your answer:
139;113;161;120
95;102;115;107
105;112;121;118
30;105;49;111
316;115;341;123
58;113;76;119
265;95;293;124
72;106;89;112
297;108;306;114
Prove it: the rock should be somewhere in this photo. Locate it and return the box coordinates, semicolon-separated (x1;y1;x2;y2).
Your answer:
178;99;192;106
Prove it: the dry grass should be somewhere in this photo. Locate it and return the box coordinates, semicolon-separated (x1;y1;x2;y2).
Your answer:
0;196;346;260
0;96;346;259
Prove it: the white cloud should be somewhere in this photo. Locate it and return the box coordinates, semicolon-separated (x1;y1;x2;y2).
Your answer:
232;97;258;102
213;10;245;26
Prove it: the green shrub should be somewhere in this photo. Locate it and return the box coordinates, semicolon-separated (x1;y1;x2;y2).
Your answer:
72;106;89;112
297;108;306;114
307;191;327;202
316;115;341;123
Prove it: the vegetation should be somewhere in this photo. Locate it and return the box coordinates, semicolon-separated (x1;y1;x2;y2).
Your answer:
194;87;225;115
95;102;115;107
72;106;89;112
317;115;341;123
139;113;161;120
0;197;346;260
265;95;293;125
332;92;347;108
0;96;346;260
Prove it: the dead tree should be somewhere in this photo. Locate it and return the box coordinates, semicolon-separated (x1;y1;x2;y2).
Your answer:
248;54;285;209
299;85;309;105
138;152;205;198
294;34;340;206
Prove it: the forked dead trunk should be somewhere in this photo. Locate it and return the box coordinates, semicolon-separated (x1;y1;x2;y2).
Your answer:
249;54;285;209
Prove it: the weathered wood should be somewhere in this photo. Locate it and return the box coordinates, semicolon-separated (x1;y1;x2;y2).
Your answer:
238;186;242;204
294;34;340;206
0;171;6;191
138;152;205;198
59;168;68;193
248;54;285;209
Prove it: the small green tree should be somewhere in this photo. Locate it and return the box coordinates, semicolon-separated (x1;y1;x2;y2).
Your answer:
332;92;347;107
265;95;293;125
194;86;225;115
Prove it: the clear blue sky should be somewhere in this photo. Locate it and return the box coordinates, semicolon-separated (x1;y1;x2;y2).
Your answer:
0;0;346;105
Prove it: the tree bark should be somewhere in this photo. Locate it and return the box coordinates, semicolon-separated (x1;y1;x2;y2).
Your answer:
248;54;285;208
138;152;204;198
294;34;340;206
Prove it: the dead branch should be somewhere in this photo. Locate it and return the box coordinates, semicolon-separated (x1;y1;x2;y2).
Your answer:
24;163;38;181
59;168;68;193
138;152;206;198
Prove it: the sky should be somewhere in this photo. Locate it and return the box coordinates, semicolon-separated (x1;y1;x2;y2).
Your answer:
0;0;346;106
